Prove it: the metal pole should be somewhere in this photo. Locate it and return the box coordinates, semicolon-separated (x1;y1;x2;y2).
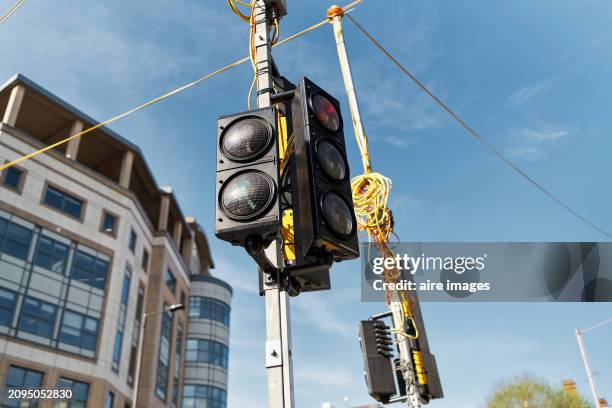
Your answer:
330;12;371;173
133;313;150;408
330;13;420;408
575;328;601;407
253;1;294;407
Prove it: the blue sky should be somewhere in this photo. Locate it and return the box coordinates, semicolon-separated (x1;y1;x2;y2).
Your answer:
1;0;611;406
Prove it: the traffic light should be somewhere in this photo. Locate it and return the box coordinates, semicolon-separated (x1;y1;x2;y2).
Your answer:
290;77;359;263
215;107;281;248
402;288;444;402
359;320;396;403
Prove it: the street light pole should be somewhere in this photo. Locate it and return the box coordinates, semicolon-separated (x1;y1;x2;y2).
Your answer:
133;303;184;408
575;316;612;408
576;328;600;407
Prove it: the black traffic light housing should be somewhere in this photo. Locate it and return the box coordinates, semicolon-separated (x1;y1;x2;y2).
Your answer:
215;107;281;247
359;320;396;403
290;77;359;264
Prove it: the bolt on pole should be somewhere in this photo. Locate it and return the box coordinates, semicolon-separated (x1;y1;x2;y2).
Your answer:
253;1;295;407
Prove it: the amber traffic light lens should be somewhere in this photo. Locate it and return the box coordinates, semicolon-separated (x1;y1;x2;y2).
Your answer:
316;140;347;181
322;192;354;237
311;94;341;132
220;172;275;221
221;118;272;162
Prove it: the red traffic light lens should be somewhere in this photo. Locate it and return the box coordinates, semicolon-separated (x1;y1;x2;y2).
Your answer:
311;94;341;132
220;171;275;221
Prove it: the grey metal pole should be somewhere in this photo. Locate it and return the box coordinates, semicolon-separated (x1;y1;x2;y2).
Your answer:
133;304;184;407
253;1;294;407
133;313;151;408
575;328;601;407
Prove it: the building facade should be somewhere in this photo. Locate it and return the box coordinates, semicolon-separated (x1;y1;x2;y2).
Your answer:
0;74;231;408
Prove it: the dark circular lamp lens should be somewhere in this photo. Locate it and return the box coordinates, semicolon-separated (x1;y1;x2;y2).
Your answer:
221;118;272;162
316;140;347;181
322;192;354;237
220;172;275;221
311;94;341;132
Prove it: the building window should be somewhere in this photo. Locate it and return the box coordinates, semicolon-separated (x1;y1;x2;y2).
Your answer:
182;385;227;408
128;285;145;385
2;166;24;192
155;305;173;400
141;249;149;272
105;391;115;408
71;249;109;290
188;297;230;326
58;377;89;408
128;229;137;253
44;185;84;219
180;291;186;308
172;323;183;408
58;310;99;351
185;339;229;368
0;287;17;327
18;296;57;337
3;365;44;408
101;211;118;236
33;235;69;274
0;217;33;261
172;377;180;408
112;267;131;372
112;331;124;372
166;269;176;294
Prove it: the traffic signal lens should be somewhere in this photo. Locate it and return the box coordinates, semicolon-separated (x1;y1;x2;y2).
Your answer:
316;140;347;181
322;192;354;237
220;172;275;221
311;94;341;132
221;118;273;162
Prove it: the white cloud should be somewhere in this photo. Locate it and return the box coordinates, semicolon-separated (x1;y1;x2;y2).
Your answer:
292;294;354;338
295;363;353;388
508;75;564;105
213;257;259;294
508;123;573;161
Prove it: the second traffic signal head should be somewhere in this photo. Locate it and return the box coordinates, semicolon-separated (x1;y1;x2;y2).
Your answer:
215;107;281;247
291;77;359;263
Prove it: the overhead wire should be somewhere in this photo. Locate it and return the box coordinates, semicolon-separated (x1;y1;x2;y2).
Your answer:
345;13;612;241
0;12;333;172
0;0;26;26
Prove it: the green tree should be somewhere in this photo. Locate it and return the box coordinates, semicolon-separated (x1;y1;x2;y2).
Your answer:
487;374;593;408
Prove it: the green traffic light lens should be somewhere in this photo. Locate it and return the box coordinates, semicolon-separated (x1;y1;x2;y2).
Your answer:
316;140;347;181
322;191;354;237
221;117;273;162
220;171;275;221
311;93;341;132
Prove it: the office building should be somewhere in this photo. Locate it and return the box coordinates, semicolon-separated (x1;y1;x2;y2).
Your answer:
0;74;231;407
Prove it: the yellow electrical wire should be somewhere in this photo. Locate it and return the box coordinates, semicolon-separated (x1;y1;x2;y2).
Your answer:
233;0;251;7
226;0;251;22
0;0;26;26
